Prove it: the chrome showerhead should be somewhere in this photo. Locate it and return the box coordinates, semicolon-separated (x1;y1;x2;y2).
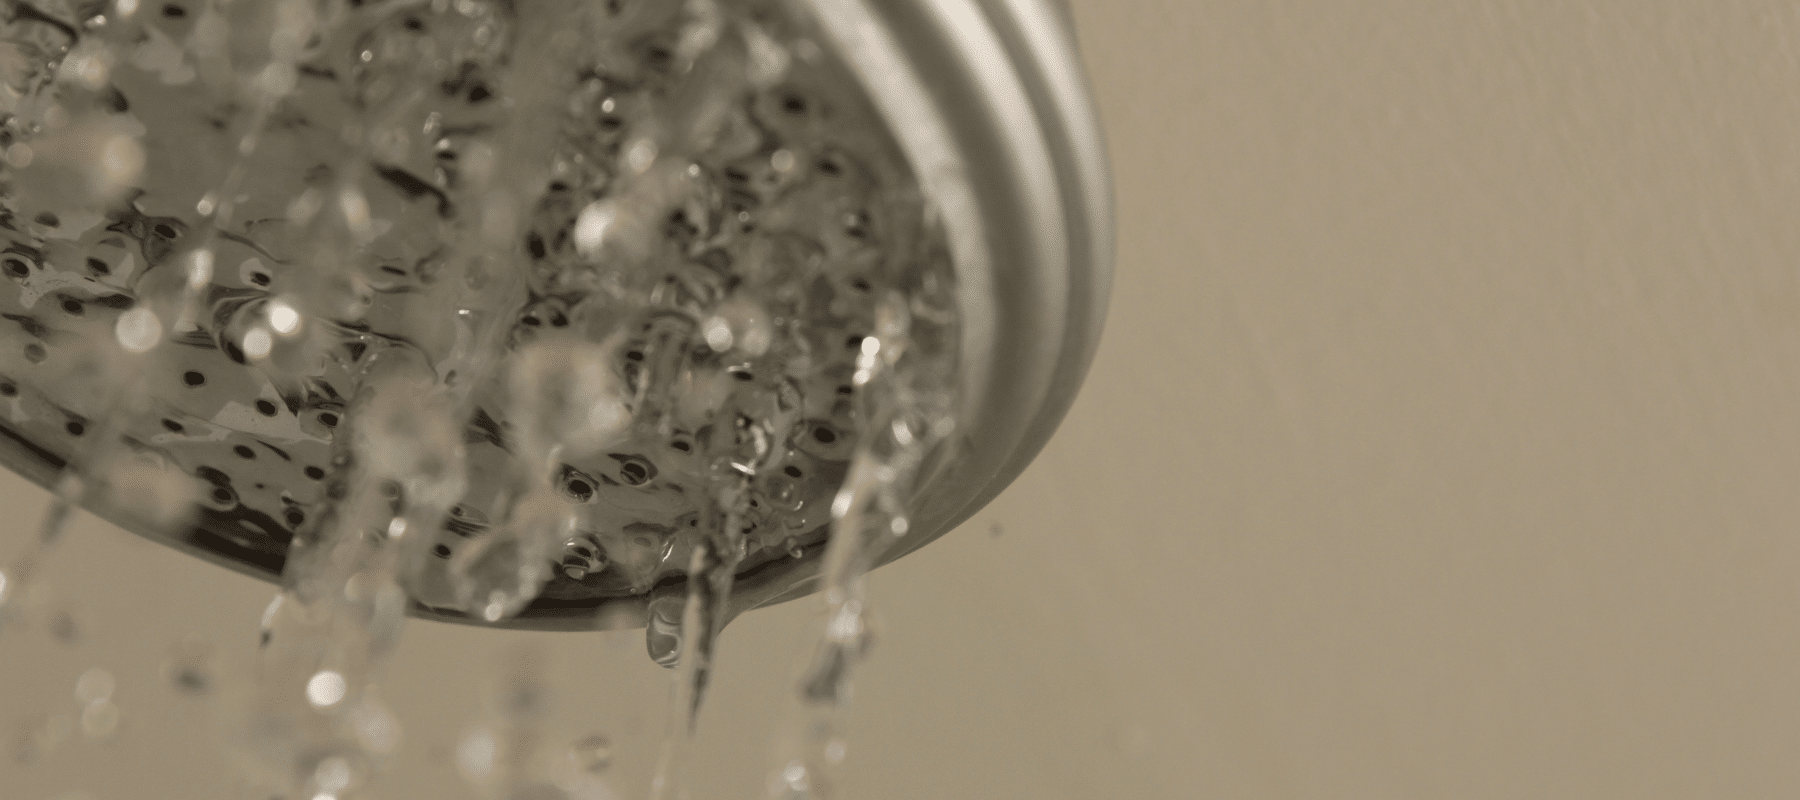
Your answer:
0;0;1109;631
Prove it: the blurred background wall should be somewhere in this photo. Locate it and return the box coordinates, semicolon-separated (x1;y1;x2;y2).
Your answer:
8;1;1800;798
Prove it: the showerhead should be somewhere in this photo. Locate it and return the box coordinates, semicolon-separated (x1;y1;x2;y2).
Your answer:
0;0;1109;630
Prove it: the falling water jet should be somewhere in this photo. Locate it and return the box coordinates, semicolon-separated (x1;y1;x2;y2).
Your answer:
244;3;598;792
648;544;712;800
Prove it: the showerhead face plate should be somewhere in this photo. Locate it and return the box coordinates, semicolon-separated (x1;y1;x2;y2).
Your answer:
0;0;967;627
0;0;1112;630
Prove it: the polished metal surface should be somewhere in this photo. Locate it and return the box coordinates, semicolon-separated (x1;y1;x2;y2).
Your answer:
0;0;1112;629
725;0;1114;619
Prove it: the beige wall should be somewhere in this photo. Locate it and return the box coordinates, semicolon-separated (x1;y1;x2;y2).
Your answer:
7;1;1800;798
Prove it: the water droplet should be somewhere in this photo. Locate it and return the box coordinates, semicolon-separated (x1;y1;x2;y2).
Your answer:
114;308;162;353
645;594;685;669
349;695;403;755
306;670;347;708
703;317;733;352
75;668;115;704
268;300;302;335
338;186;372;240
625;138;658;174
314;755;353;793
187;248;214;289
574;200;616;255
80;699;120;739
243;328;273;359
777;760;810;793
456;726;497;781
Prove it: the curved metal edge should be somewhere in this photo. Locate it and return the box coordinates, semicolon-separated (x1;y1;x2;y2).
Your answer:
707;0;1060;621
734;0;1115;614
886;0;1114;562
411;596;650;632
